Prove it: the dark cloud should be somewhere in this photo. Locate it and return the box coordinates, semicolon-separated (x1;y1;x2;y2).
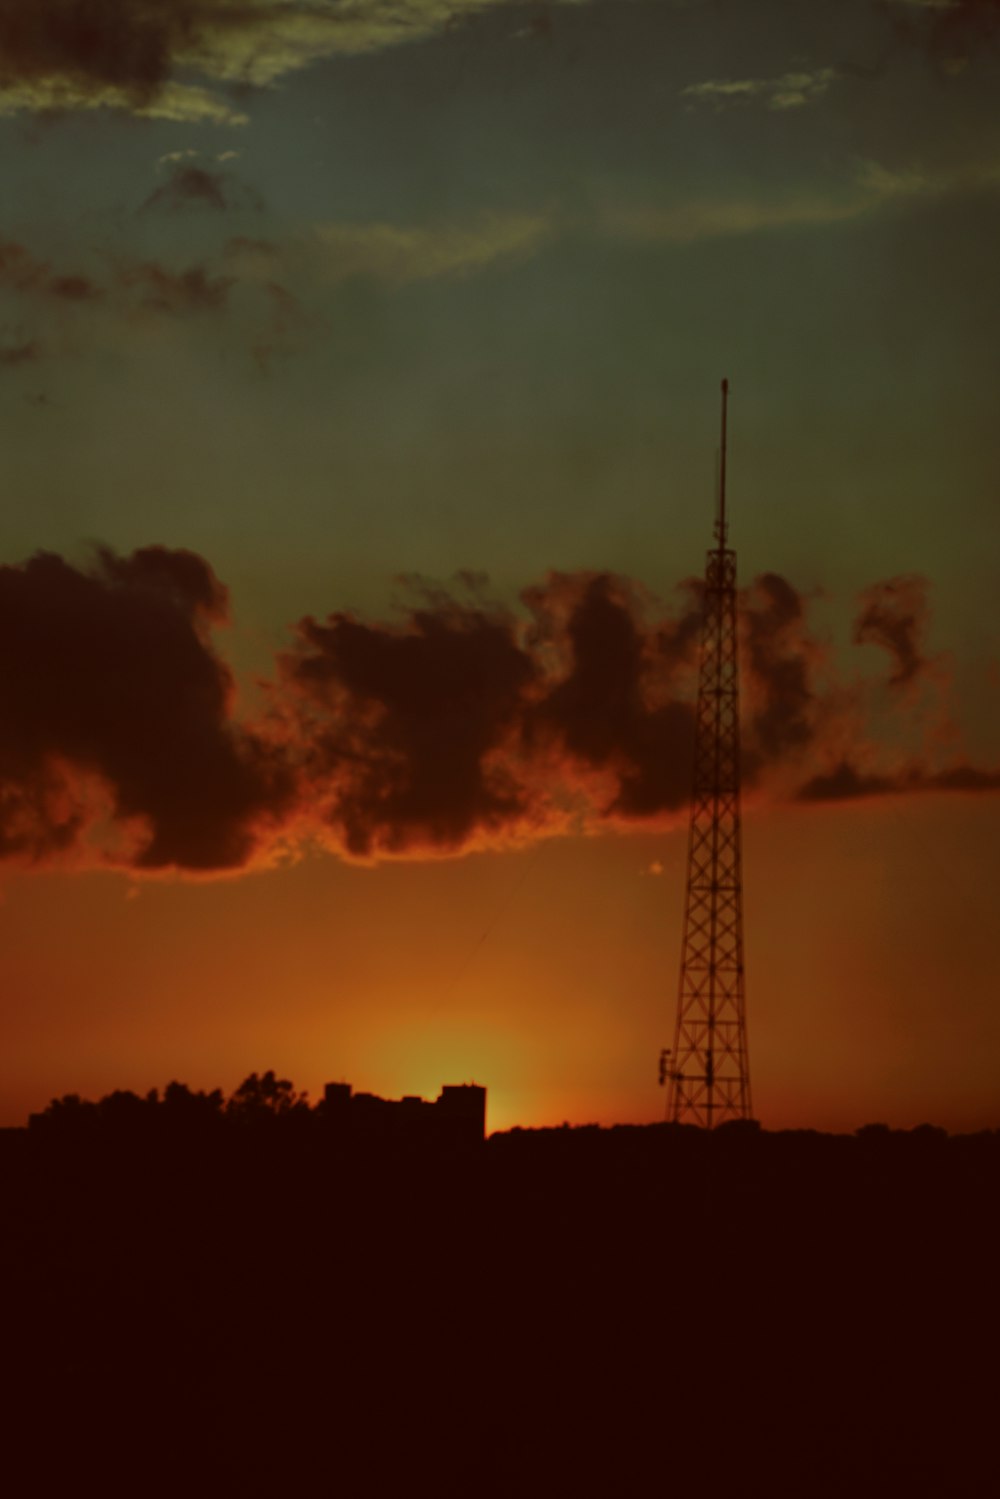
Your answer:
120;261;234;313
0;0;516;122
141;162;263;215
0;0;201;104
276;572;704;860
929;763;1000;791
280;597;537;858
796;759;896;802
0;0;989;136
0;240;102;302
823;2;1000;85
0;546;290;871
797;757;1000;803
0;231;296;369
874;0;1000;67
853;575;929;688
143;163;229;213
760;572;1000;802
0;241;49;294
275;566;998;861
912;0;1000;56
47;273;102;301
0;335;41;366
97;544;229;623
0;232;254;370
742;572;822;765
525;573;698;820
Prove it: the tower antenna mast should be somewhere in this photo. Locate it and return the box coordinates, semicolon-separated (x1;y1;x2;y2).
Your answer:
717;376;728;549
660;378;751;1127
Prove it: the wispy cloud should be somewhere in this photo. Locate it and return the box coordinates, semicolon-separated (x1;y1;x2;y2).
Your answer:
311;213;553;284
854;155;1000;200
604;191;857;246
1;0;992;128
0;0;571;125
681;67;837;112
602;152;1000;247
226;210;554;289
0;76;250;128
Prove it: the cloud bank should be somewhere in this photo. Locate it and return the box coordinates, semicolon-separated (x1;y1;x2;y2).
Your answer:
0;546;994;876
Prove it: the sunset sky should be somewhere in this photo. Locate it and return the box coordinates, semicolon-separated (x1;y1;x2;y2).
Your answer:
1;0;998;1132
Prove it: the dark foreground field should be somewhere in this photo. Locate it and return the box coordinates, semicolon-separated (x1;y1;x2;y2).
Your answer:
4;1119;998;1497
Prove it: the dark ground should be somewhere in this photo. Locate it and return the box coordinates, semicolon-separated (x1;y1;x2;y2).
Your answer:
3;1119;998;1497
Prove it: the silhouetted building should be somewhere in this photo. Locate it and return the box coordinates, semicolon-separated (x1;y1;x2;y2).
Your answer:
322;1081;352;1114
437;1084;487;1139
320;1081;486;1146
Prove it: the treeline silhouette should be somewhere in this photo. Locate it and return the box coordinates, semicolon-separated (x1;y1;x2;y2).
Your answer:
32;1071;310;1133
25;1070;486;1152
4;1083;997;1496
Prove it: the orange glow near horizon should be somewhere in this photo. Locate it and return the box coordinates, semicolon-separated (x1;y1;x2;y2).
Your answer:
3;791;999;1136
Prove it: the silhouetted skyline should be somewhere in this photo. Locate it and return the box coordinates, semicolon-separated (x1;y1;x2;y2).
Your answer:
6;1091;998;1490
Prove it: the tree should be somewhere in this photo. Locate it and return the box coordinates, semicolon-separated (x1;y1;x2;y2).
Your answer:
225;1070;308;1123
161;1080;224;1119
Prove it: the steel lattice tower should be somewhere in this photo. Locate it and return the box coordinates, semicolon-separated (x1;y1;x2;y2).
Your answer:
660;379;752;1127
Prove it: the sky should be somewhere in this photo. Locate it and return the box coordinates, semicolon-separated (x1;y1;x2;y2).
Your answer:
1;0;998;1132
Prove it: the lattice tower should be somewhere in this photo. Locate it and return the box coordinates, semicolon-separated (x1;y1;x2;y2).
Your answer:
661;379;752;1126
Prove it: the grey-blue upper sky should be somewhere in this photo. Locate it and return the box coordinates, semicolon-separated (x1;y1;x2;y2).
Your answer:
1;0;998;708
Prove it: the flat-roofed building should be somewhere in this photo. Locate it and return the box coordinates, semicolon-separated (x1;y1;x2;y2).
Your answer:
318;1080;486;1146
